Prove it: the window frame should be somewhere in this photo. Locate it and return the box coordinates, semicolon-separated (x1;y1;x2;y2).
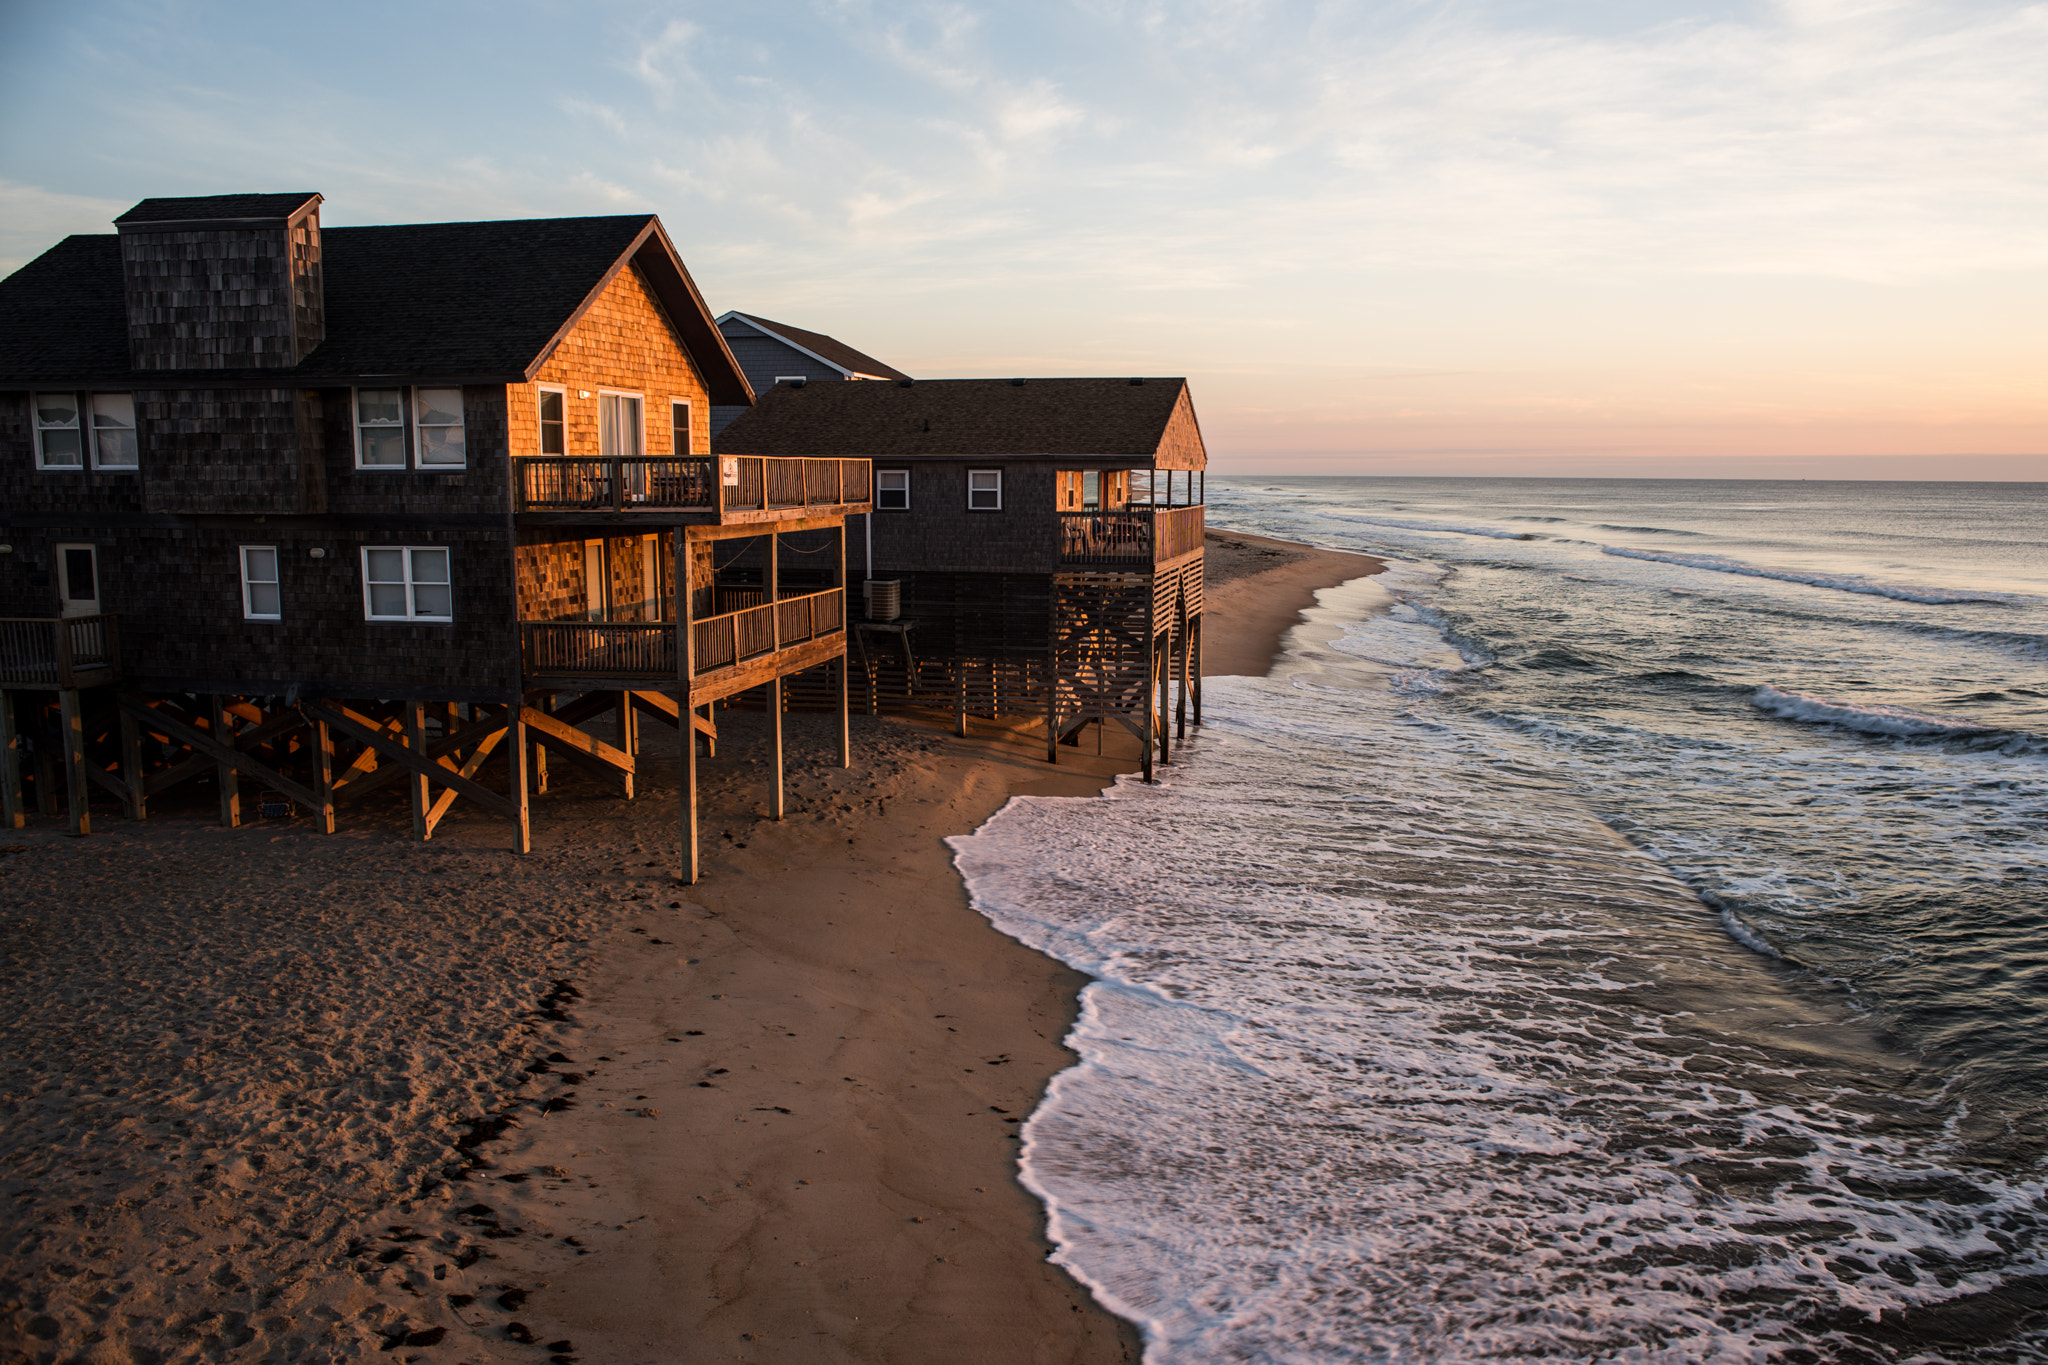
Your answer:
967;468;1004;512
360;545;454;623
597;389;645;458
352;387;409;471
875;468;911;512
32;392;85;471
412;386;467;469
773;375;806;386
240;544;282;621
669;398;693;456
537;384;567;456
89;393;139;471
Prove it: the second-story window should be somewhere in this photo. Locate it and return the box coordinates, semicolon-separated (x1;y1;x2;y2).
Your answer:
91;394;138;469
362;546;453;622
670;399;692;455
356;389;406;468
599;392;643;457
414;389;465;467
33;393;83;469
968;469;1003;511
240;546;281;620
539;387;566;455
876;469;910;510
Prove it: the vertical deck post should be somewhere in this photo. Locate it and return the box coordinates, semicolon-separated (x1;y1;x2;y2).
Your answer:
617;690;636;801
677;528;699;884
405;701;430;840
312;714;337;834
59;687;89;836
1;690;24;829
507;703;532;855
1193;614;1203;726
120;705;147;821
530;692;550;794
1157;637;1171;766
768;529;783;820
770;677;785;821
1177;608;1191;743
210;695;240;828
837;655;851;768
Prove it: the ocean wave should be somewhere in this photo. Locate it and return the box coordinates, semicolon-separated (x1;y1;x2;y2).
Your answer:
1326;513;1533;541
1601;545;2017;605
1596;523;1704;536
1752;685;2006;739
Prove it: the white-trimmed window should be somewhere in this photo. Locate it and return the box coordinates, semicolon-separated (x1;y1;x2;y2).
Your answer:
538;386;566;455
240;545;281;620
774;375;805;385
876;469;910;511
414;388;465;467
362;546;452;622
91;393;139;469
968;468;1003;511
598;391;643;457
355;389;406;468
670;399;693;456
33;393;84;469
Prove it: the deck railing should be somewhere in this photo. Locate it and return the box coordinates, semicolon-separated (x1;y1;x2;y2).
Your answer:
1057;505;1206;566
521;588;846;680
515;455;871;516
0;615;120;687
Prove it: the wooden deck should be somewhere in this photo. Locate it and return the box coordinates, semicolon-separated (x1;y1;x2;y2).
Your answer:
514;454;872;522
519;587;846;700
0;615;120;689
1057;505;1205;566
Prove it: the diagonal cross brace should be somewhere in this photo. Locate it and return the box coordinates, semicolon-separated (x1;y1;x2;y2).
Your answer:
303;701;518;820
118;694;321;811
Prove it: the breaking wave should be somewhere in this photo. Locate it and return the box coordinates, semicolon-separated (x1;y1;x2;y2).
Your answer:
1751;685;2008;739
1600;546;2017;605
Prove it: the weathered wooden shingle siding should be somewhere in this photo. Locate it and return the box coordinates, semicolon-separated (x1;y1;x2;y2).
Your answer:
511;263;711;460
869;460;1061;575
0;524;518;699
119;222;316;370
321;385;512;517
0;392;146;516
137;387;321;514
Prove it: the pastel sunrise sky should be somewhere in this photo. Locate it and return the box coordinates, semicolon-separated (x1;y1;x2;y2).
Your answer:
2;0;2043;478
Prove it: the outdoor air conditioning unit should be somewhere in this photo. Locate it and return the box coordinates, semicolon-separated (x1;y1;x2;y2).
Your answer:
864;579;901;622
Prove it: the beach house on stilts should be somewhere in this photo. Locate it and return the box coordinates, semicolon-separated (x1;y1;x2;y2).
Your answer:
715;377;1205;781
0;193;869;879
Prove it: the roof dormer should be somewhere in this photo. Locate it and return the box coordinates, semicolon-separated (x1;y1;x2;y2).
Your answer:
115;191;324;370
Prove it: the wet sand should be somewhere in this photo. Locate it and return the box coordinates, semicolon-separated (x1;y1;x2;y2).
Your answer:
0;533;1382;1363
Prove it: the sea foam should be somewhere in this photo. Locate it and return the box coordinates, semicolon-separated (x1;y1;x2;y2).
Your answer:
1751;684;2006;738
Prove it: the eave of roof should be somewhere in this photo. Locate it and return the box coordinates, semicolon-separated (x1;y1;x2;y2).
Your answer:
717;311;911;383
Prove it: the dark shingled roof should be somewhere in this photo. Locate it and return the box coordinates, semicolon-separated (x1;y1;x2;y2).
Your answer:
0;212;753;401
115;192;321;224
727;312;911;382
717;377;1190;458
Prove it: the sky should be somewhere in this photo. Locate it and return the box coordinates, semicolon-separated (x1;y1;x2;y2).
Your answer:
1;0;2043;478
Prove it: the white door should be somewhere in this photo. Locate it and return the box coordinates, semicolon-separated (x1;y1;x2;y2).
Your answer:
56;543;99;617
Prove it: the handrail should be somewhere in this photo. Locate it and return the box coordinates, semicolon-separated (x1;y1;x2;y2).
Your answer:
514;455;873;516
1056;506;1206;565
519;589;846;680
0;615;120;687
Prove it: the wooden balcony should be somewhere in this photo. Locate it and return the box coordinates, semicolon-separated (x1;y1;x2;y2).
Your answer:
514;455;871;524
0;615;120;688
1057;505;1205;567
520;588;847;700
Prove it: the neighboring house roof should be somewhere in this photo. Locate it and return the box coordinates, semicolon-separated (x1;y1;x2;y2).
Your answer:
718;311;911;382
716;377;1204;466
0;209;754;403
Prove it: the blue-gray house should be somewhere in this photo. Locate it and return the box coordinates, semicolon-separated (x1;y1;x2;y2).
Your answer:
710;312;910;436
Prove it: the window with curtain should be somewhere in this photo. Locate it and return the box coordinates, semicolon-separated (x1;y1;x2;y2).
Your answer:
33;393;83;469
599;393;643;457
91;394;138;469
414;388;465;466
356;389;405;467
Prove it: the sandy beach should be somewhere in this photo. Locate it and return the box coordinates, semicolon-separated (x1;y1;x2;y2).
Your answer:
1;531;1381;1364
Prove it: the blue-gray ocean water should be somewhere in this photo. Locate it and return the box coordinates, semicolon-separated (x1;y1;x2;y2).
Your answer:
953;479;2047;1363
